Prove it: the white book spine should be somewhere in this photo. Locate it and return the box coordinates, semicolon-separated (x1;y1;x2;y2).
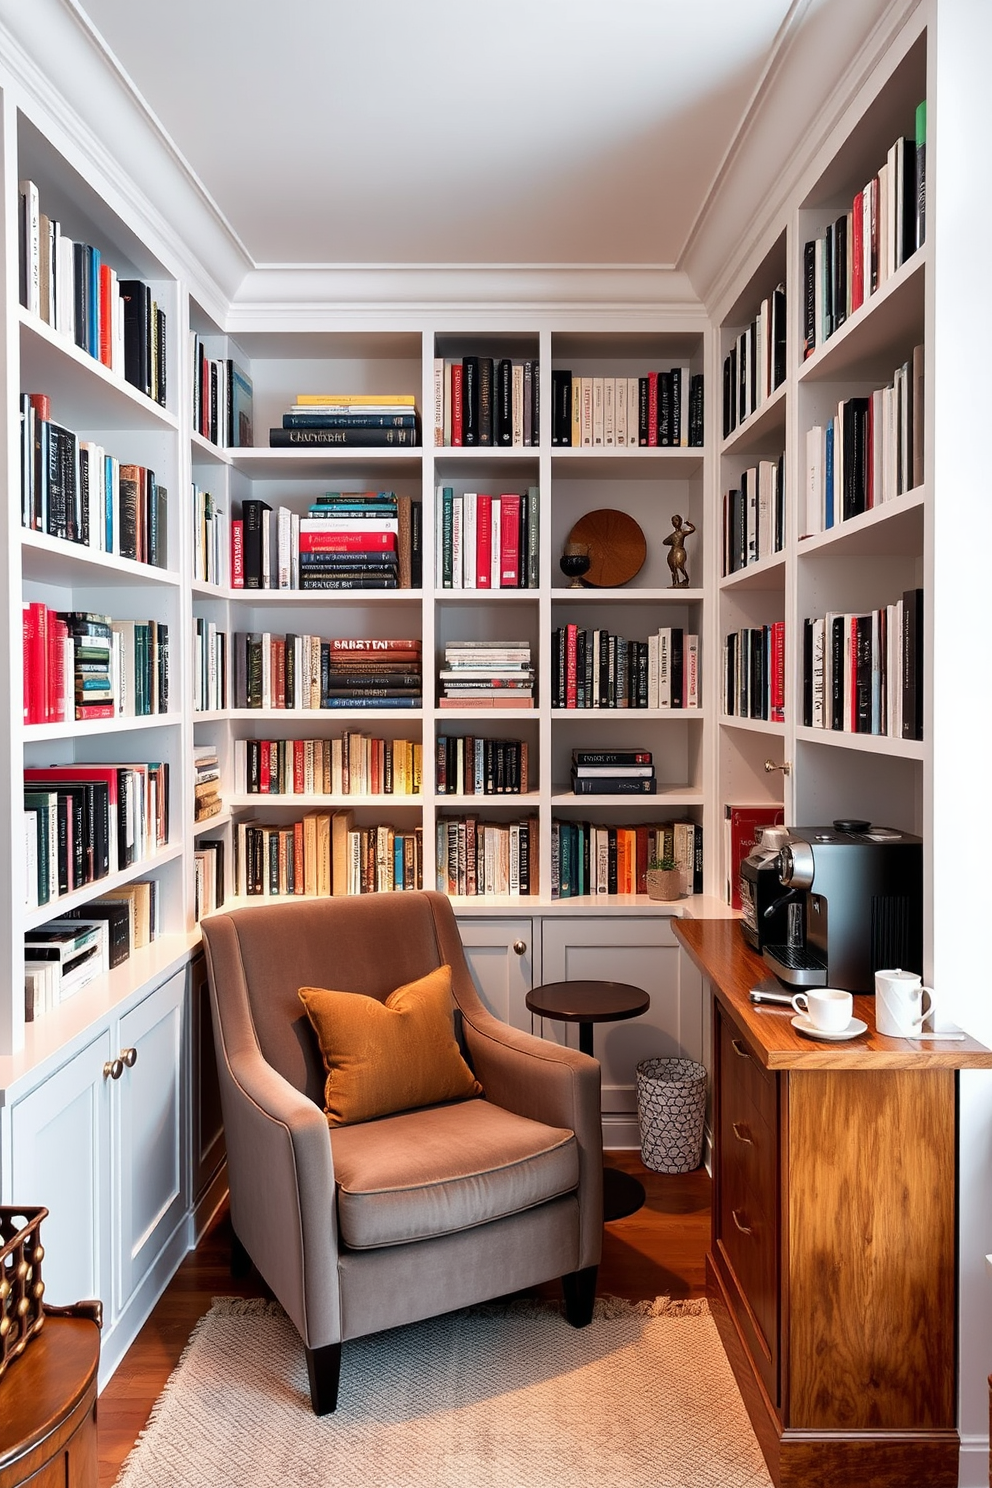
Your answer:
463;493;476;590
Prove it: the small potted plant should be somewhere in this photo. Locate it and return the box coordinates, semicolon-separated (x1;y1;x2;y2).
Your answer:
645;855;683;901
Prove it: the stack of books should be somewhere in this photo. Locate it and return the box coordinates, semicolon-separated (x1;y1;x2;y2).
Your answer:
232;492;421;591
436;815;538;895
436;735;528;795
550;368;704;447
570;748;657;796
269;393;420;448
439;641;535;709
192;618;228;712
235;634;422;710
552;625;700;710
236;734;421;796
24;608;171;723
24;918;109;1019
193;745;222;822
234;808;422;897
433;357;539;447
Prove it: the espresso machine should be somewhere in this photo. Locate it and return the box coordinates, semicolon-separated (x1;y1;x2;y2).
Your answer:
755;820;923;993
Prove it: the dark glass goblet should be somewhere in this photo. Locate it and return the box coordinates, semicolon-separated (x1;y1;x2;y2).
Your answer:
560;541;591;588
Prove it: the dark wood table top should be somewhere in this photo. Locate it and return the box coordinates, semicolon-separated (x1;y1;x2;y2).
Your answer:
0;1315;99;1474
674;917;992;1070
525;980;649;1024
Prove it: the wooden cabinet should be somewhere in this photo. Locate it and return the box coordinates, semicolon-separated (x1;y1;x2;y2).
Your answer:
677;917;992;1488
0;1315;100;1488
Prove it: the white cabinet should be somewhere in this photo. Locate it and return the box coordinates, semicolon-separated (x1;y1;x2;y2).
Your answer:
457;917;536;1033
9;1029;114;1310
189;951;226;1226
539;916;695;1143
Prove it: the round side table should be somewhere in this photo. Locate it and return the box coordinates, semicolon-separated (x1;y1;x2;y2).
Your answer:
525;979;650;1222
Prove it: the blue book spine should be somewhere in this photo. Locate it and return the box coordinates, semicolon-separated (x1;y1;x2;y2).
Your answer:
89;246;100;358
283;413;418;430
824;420;835;528
321;696;422;709
105;455;114;551
394;837;404;889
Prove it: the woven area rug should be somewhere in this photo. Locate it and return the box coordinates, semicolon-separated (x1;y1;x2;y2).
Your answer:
115;1296;772;1488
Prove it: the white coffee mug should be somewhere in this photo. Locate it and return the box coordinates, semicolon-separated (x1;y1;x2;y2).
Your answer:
792;987;853;1032
875;968;937;1037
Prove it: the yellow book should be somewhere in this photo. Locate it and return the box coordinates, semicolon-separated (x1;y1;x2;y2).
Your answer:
295;393;416;406
303;811;319;895
331;808;354;895
315;812;332;896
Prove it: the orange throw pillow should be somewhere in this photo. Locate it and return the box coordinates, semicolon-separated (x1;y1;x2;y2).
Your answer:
299;964;483;1127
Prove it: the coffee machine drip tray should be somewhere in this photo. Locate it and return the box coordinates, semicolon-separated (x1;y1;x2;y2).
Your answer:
763;944;828;987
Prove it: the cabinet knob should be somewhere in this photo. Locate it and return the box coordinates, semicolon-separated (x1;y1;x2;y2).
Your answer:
731;1208;753;1236
731;1038;751;1061
512;940;527;956
732;1121;753;1145
103;1058;124;1081
121;1046;138;1068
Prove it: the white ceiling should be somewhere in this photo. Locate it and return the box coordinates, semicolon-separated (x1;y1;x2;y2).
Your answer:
72;0;797;269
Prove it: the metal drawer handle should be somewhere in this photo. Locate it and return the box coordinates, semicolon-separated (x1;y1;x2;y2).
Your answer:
103;1058;124;1081
731;1209;753;1235
121;1046;138;1068
513;940;527;955
731;1038;751;1060
732;1121;753;1145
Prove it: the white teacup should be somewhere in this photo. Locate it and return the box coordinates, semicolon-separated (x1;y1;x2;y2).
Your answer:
792;987;853;1032
875;968;937;1037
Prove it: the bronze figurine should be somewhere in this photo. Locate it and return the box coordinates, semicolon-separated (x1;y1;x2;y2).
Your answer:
664;514;695;587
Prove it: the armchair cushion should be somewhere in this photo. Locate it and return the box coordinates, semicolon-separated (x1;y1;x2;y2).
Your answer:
330;1099;579;1250
299;964;482;1127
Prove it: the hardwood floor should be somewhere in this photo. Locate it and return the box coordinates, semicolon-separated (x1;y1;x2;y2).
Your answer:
97;1154;711;1486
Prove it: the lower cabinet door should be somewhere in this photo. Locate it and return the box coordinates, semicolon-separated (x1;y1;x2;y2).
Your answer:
190;952;225;1203
9;1030;113;1310
115;970;187;1314
456;918;534;1032
539;917;682;1117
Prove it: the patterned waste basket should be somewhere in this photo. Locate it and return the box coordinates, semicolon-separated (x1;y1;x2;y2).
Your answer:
635;1058;707;1174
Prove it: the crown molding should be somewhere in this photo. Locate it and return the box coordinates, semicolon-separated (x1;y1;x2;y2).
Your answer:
683;0;922;317
226;264;704;331
0;0;251;314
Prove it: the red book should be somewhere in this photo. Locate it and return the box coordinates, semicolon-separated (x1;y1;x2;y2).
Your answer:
293;740;305;794
298;531;396;552
293;820;305;892
371;738;382;795
28;393;51;421
565;623;578;708
74;703;115;720
647;373;659;447
99;263;114;367
475;494;492;588
770;621;785;723
498;493;521;588
273;641;286;709
450;363;464;446
851;189;865;312
24;601;49;724
329;638;421;652
724;803;785;910
47;616;68;724
231;520;244;588
259;740;271;793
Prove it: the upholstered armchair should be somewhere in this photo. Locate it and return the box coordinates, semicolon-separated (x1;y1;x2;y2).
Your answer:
200;890;603;1413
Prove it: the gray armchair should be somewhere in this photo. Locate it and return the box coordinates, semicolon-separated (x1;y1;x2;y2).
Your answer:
200;890;603;1413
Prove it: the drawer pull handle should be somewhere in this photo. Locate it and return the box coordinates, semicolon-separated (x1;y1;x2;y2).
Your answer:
732;1122;753;1145
731;1209;753;1236
103;1058;124;1081
121;1046;138;1068
731;1038;751;1060
513;941;527;956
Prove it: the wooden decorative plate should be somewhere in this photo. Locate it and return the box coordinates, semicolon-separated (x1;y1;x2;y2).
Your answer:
567;509;646;588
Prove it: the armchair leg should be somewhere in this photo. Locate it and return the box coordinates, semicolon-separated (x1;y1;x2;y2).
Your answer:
561;1265;598;1327
305;1342;342;1415
230;1230;252;1279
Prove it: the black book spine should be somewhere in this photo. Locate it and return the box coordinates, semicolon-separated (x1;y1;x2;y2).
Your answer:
476;357;493;446
689;373;704;447
495;358;513;445
902;587;924;741
803;240;816;357
530;359;540;446
411;500;422;588
772;285;787;389
802;617;814;727
118;280;150;396
723;354;733;439
48;424;67;540
830;617;845;729
268;427;419;447
833;214;847;331
73;242;87;353
156;305;167;407
241;499;270;588
670;628;684;709
855;615;873;732
551;369;571;445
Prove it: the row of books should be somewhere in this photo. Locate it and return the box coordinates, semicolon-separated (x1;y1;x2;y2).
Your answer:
235;810;423;896
435;486;539;590
191;338;254;446
551;370;704;448
801;589;923;740
724;624;786;723
272;392;418;449
721;287;787;437
193;620;228;713
802;103;926;358
436;735;529;795
570;747;656;797
21;394;169;565
439;641;533;709
19;181;167;405
802;348;924;537
194;840;225;922
23;606;170;723
433;360;539;447
234;493;422;591
25;881;161;1019
436;816;538;897
234;635;422;711
235;735;423;797
24;762;169;909
722;456;786;575
193;745;221;823
551;818;703;899
192;486;227;585
551;625;700;710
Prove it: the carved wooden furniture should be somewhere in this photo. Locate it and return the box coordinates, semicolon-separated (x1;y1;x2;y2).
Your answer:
674;917;992;1488
0;1311;100;1488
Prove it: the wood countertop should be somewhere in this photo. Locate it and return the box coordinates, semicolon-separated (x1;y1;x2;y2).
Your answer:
674;918;992;1070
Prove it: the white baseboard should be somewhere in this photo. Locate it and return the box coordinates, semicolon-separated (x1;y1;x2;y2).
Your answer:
956;1435;991;1488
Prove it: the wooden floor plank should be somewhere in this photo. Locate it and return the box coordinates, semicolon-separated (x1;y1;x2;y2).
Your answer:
98;1156;710;1485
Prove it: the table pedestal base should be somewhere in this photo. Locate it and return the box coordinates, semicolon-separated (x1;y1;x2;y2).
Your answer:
603;1165;646;1221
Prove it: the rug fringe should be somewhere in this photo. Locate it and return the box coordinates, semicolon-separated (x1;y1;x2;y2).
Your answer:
206;1293;708;1327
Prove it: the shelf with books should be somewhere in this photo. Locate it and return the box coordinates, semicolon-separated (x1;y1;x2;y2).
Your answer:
433;475;539;592
719;381;786;460
433;334;540;449
549;330;705;450
798;485;924;559
720;234;787;446
20;312;179;433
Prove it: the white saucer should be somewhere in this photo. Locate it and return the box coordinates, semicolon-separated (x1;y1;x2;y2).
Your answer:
791;1013;868;1042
